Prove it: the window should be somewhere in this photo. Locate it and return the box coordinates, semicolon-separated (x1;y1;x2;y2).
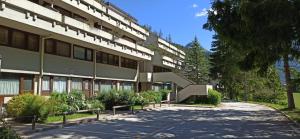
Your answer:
96;51;119;66
100;81;112;93
121;57;137;69
56;41;71;57
53;77;67;93
72;78;82;91
11;30;26;49
0;73;19;95
23;78;33;92
45;39;55;53
27;34;39;51
0;26;9;45
42;76;50;91
121;82;134;91
73;45;93;61
45;39;71;57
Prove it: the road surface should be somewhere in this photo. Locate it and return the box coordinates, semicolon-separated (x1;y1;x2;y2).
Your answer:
27;102;300;139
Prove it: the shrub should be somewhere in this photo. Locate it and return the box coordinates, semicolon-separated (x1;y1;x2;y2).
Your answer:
207;89;222;105
0;117;21;139
159;89;171;100
86;99;104;111
7;93;49;122
141;91;162;103
97;90;135;110
68;90;88;110
47;92;76;115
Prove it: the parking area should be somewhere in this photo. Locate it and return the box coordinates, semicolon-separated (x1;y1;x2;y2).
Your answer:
26;102;300;139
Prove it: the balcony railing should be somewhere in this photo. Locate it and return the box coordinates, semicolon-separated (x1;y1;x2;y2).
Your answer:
1;0;153;60
63;0;149;40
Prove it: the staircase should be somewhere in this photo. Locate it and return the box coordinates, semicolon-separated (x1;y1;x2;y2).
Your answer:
152;72;212;102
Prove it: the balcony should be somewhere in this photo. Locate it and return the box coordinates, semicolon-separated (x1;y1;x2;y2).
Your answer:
162;56;182;69
0;0;153;60
158;38;186;59
62;0;149;40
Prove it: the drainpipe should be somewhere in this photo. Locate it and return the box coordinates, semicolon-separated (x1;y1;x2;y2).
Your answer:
37;36;51;95
92;49;97;96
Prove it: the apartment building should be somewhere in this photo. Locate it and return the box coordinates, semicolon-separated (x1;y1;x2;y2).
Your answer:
0;0;211;105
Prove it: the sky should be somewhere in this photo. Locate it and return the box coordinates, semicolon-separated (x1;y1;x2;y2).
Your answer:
107;0;214;50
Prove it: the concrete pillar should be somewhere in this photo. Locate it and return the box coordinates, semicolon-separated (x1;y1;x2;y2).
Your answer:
67;78;71;94
37;37;45;95
116;81;120;91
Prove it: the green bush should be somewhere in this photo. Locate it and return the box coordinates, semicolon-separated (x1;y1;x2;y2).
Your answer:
159;89;171;100
252;89;287;105
97;90;135;110
7;93;49;122
140;90;162;103
86;99;104;111
0;117;21;139
207;89;222;105
68;90;88;110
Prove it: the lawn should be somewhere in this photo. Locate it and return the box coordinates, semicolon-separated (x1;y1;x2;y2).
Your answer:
294;93;300;109
46;113;96;123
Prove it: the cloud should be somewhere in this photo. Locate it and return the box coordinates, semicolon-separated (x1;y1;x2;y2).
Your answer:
195;8;214;17
192;4;198;8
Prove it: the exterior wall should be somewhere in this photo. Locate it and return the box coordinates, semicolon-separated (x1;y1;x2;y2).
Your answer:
96;64;137;81
0;46;39;73
44;54;94;78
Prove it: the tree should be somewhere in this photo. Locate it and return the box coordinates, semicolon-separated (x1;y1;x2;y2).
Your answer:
204;0;300;109
183;37;210;84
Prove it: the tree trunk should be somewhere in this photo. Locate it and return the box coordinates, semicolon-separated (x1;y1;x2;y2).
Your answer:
283;54;295;109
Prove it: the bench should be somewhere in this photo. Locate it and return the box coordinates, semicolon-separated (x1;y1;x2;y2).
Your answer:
113;105;133;115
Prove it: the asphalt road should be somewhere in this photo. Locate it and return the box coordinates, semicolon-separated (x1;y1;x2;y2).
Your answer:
27;102;300;139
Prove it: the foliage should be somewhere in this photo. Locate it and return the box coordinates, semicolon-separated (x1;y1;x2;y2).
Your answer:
0;116;21;139
204;0;300;108
97;90;135;110
86;99;104;111
207;89;222;105
6;93;49;122
140;90;162;103
159;89;171;100
183;37;210;84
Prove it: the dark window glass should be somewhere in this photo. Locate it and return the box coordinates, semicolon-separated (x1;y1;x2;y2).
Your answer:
23;78;33;92
86;49;93;61
102;53;108;64
96;52;102;63
0;26;9;45
121;57;137;69
73;45;93;61
45;39;55;54
11;30;26;49
108;54;114;65
56;41;71;57
27;34;39;51
45;39;70;57
74;46;85;60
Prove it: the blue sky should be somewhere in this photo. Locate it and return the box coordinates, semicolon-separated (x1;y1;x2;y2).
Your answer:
107;0;214;50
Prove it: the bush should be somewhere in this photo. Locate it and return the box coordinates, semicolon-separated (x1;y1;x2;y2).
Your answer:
207;89;222;105
0;127;21;139
7;93;49;122
252;89;287;105
140;91;162;103
97;90;135;110
86;99;104;111
159;89;171;100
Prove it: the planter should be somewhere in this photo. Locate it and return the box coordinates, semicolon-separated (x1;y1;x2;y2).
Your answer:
293;93;300;109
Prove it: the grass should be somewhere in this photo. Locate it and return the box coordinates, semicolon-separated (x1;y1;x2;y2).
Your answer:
46;113;96;123
133;105;143;110
294;93;300;109
250;101;300;123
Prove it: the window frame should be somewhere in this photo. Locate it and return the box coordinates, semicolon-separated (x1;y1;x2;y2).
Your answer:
73;45;93;62
45;39;71;57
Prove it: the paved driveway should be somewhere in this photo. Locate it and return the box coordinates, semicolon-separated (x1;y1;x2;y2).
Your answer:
27;102;300;139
